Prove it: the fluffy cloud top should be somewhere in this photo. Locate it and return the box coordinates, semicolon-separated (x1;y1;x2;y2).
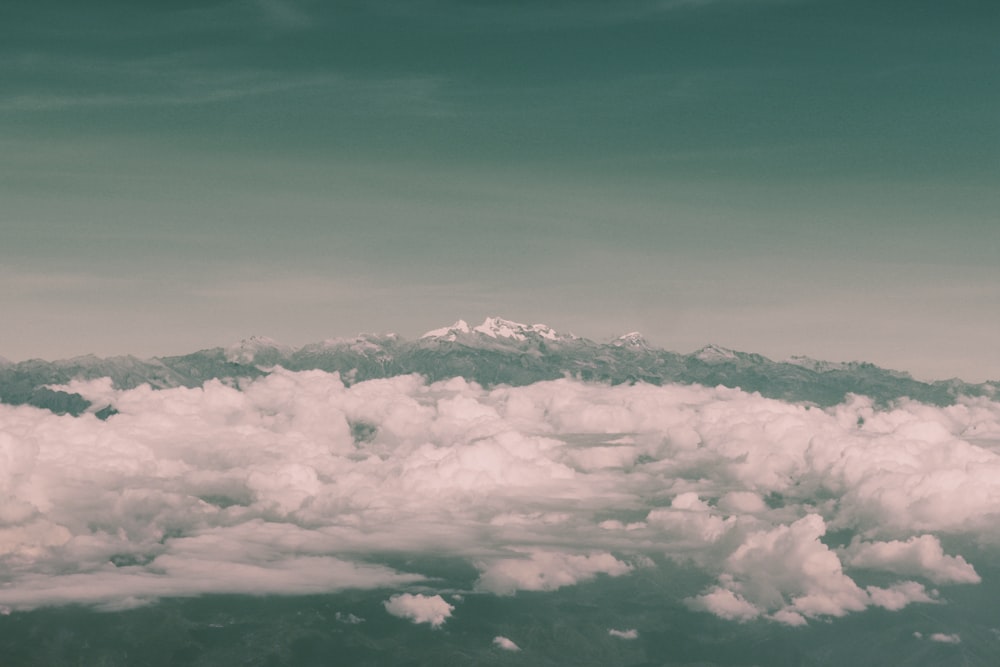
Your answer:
476;551;633;595
844;535;980;584
865;581;936;611
492;636;520;651
1;370;997;626
688;516;854;624
383;593;454;627
688;515;939;625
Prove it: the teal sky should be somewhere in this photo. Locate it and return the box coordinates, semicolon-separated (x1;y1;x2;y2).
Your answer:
2;0;998;381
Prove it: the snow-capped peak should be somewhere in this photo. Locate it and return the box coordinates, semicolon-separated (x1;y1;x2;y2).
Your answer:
614;332;648;348
421;319;471;341
421;317;568;342
693;343;738;362
473;317;560;341
225;336;290;364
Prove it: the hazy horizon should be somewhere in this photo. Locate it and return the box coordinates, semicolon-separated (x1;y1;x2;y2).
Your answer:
2;312;998;387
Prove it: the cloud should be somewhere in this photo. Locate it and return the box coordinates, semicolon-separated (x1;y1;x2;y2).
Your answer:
1;371;998;625
928;633;961;644
476;551;633;595
865;581;936;611
335;612;364;624
2;52;451;118
384;594;454;627
723;515;869;620
845;535;980;584
1;556;421;611
492;636;520;651
717;491;768;515
608;628;639;639
0;75;334;112
688;515;938;624
688;583;762;622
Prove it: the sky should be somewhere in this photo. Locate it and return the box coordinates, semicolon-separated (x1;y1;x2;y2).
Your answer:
1;0;997;381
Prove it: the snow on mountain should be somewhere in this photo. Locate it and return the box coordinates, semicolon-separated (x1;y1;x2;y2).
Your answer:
421;319;472;341
692;344;739;363
472;316;562;341
224;336;291;364
613;332;648;348
423;317;571;342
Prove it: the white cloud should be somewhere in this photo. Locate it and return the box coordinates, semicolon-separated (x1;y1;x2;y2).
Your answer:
687;584;761;622
722;515;869;621
845;535;980;584
492;636;520;651
717;491;767;515
689;515;938;624
476;551;632;595
384;593;454;627
608;628;639;639
1;371;998;624
645;499;734;549
929;633;961;644
866;581;936;611
1;556;421;611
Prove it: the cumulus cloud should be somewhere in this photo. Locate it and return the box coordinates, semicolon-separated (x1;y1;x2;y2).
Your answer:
865;581;936;611
717;491;767;515
687;583;763;623
2;370;998;626
719;515;868;621
608;628;639;639
688;515;938;624
476;551;633;595
928;632;962;644
384;593;454;627
492;636;520;651
844;535;980;584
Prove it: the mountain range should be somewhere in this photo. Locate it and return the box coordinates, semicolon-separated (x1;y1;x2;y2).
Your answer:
2;317;995;417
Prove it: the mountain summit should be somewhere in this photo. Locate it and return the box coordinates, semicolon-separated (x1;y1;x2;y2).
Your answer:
421;319;472;341
422;317;571;343
614;332;649;349
224;336;291;365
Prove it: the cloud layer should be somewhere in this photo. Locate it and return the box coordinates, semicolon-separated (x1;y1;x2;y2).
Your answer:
1;370;998;625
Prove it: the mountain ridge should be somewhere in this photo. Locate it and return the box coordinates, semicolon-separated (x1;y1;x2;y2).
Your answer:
1;316;996;416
